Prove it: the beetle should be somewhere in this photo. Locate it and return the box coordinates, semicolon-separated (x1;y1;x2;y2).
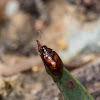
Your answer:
36;40;63;76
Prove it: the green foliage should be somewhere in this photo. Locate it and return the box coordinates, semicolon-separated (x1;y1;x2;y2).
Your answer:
51;67;94;100
4;81;12;92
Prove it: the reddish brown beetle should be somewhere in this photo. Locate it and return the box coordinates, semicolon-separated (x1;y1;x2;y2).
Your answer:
36;40;63;76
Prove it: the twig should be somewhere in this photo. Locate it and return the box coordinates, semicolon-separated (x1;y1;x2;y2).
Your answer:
0;56;41;76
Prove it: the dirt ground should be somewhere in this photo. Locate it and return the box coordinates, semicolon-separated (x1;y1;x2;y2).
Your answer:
0;0;100;100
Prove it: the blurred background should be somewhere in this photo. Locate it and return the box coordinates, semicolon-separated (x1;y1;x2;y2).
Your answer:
0;0;100;100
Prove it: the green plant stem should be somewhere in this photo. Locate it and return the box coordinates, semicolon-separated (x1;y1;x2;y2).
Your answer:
52;67;94;100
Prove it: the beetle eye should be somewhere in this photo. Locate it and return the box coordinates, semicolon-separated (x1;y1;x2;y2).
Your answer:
40;48;43;50
39;47;43;52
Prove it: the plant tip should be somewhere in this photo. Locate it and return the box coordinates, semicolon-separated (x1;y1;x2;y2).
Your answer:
36;40;42;50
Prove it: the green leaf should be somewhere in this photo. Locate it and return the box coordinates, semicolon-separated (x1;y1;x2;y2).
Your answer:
51;67;94;100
